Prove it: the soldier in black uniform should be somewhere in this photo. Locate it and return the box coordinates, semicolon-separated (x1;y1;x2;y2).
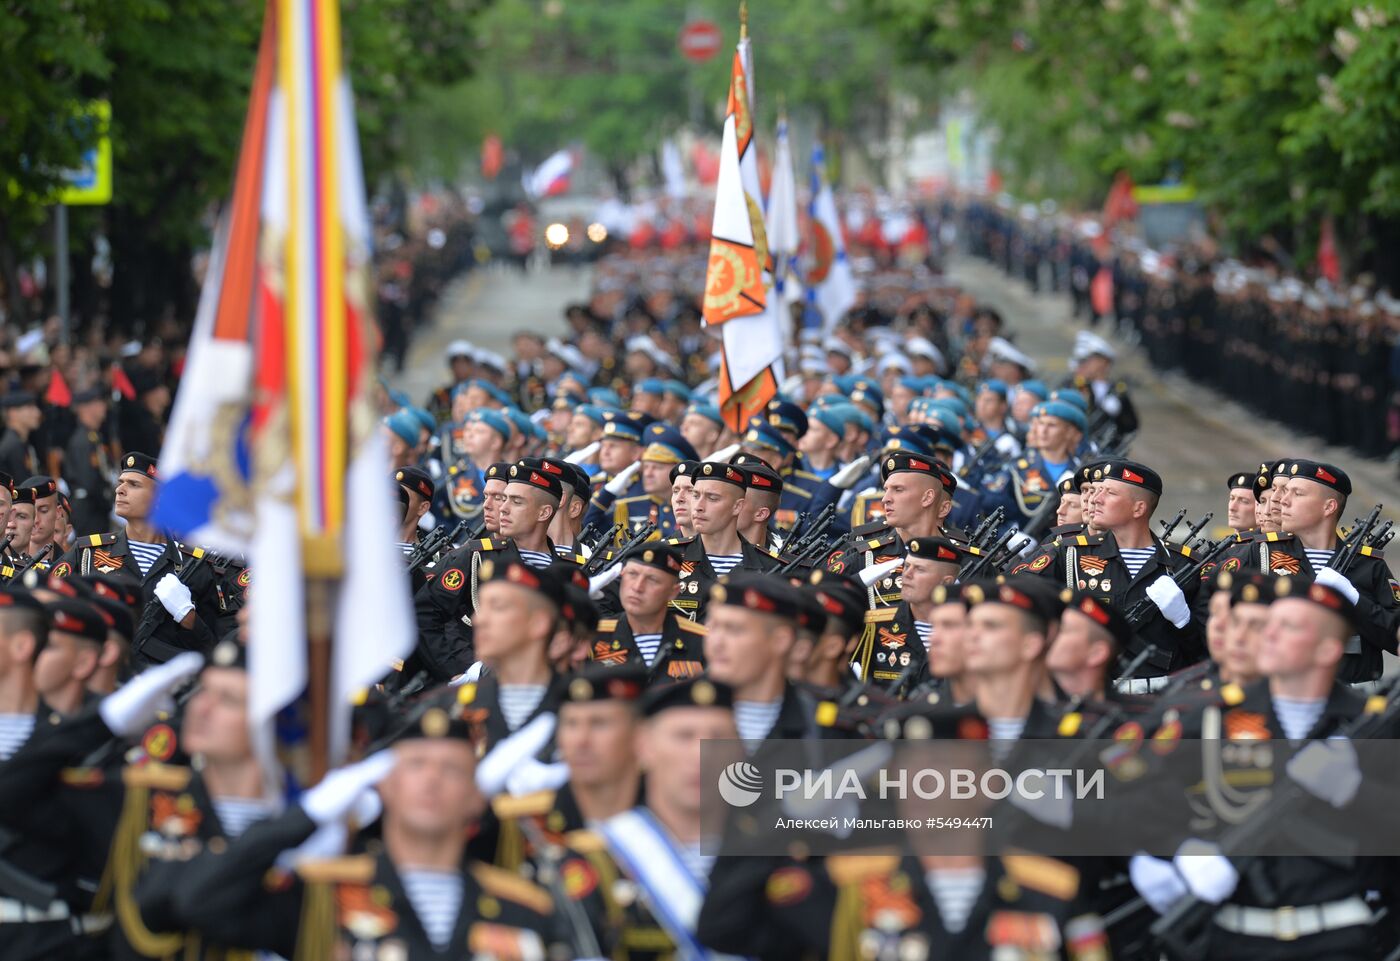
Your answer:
1017;460;1202;688
589;543;707;682
1225;471;1257;535
1211;459;1400;684
53;454;222;669
859;535;970;691
0;392;40;484
669;461;780;621
63;388;114;538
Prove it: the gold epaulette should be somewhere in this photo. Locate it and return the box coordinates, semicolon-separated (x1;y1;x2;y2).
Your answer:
675;618;707;635
122;763;191;792
297;855;377;885
59;766;104;787
82;532;119;547
175;542;207;559
490;790;558;820
562;829;608;855
596;618;619;632
473;538;498;552
666;535;695;546
864;607;898;624
1001;852;1079;900
825;853;901;886
1360;544;1384;559
468;862;553;914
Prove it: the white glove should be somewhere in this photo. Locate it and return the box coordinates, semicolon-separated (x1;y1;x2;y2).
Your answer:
154;573;196;622
1099;393;1123;417
1129;854;1188;914
859;556;903;588
993;433;1021;456
564;441;600;465
281;791;382;867
1145;574;1191;629
588;563;624;598
604;461;641;495
505;757;571;796
829;455;873;490
1173;840;1239;903
476;713;557;798
99;651;205;736
709;442;742;462
1287;738;1362;808
1313;567;1360;605
300;750;395;828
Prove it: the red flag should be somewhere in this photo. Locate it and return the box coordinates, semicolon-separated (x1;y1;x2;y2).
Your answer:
481;133;503;180
1102;171;1138;227
45;367;71;407
1317;215;1341;283
112;365;136;401
1091;266;1114;316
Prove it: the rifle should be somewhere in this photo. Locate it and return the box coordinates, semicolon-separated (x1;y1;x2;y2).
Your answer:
581;522;621;557
1156;509;1188;544
1122;535;1231;630
1150;675;1400;960
783;503;837;559
1365;519;1393;551
776;535;832;576
581;521;656;578
957;436;1005;480
11;543;56;584
967;507;1006;551
406;520;466;573
1333;503;1382;575
132;548;213;658
513;816;605;959
957;525;1018;581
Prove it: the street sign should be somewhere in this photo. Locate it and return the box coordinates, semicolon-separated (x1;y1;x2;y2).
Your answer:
678;20;722;63
57;100;112;206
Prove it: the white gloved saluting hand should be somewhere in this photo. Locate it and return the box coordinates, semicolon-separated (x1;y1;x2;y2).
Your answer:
154;573;196;622
829;456;872;491
300;750;396;828
604;461;641;496
1145;574;1191;629
100;651;205;736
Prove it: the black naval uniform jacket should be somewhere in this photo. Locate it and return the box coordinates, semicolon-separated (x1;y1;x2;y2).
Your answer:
62;426;114;537
1016;530;1203;676
1209;530;1400;683
588;610;707;683
670;534;780;621
159;806;565;961
54;531;222;668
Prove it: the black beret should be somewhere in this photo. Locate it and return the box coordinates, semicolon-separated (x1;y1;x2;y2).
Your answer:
1274;574;1357;629
88;593;134;642
709;572;804;623
807;571;867;635
16;476;56;501
484;462;513;482
1;391;37;409
880;451;955;492
1214;569;1280;606
669;460;701;484
0;588;48;617
560;583;599;633
695;461;748;490
879;703;990;741
394;683;486;744
1252;462;1272;501
1060;589;1133;652
732;458;784;497
72;386;107;405
1227;472;1254;491
207;638;248;670
81;573;142;611
507;461;563;501
523;457;590;501
394;466;435;501
641;676;734;718
564;663;648;704
961;575;1066;624
1283;459;1351;497
1093;460;1162;497
623;543;684;577
119;452;159;479
932;583;971;608
43;597;107;643
906;536;972;566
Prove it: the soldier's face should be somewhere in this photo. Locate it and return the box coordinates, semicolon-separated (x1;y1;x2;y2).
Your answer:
680;415;720;456
1257;598;1342;679
481;479;507;530
381;739;483;838
631;393;661;417
1090;480;1143;530
1224;603;1268;683
965;604;1041;675
497;483;552;537
1254;496;1273;532
798;420;840;456
619;562;680;619
1056;492;1083;527
0;488;12;532
474;582;553;661
464;421;502;461
689;480;742;535
974;391;1007;424
1011;390;1039;423
670;477;693;525
558;701;637;789
1267;479;1288;525
880;474;939;530
30;496;54;545
6;503;33;546
566;414;597;449
114;473;155;521
640;461;673;498
927;603;969;677
599;439;639;475
1205;589;1233;663
900;556;954;605
704;605;791;689
1226;490;1255;530
182;668;251;762
636;707;737;815
1277;479;1338;533
1036;416;1080;454
33;632;96;701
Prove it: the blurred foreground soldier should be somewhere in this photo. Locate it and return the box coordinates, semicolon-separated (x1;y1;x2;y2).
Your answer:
32;596;106;717
671;462;779;620
394;465;435;550
1018;460;1201;687
0;589;52;761
957;578;1067;740
64;387;115;537
1046;589;1131;701
0;392;40;483
703;574;821;745
54;454;222;668
794;572;867;694
1219;459;1399;683
1129;577;1397;961
1225;472;1257;534
165;693;564;961
591;544;706;681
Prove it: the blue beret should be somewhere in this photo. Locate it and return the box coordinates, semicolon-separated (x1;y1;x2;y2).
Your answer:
741;419;795;458
1034;400;1088;433
897;375;926;394
469;408;514;442
978;379;1009;399
685;402;724;428
576;404;608;427
1048;388;1089;413
662;380;692;402
386;387;412;409
635;378;667;397
928;397;969;424
588;386;623;408
848;384;885;419
601;416;644;443
765;399;809;438
471;378;513;408
844;407;874;435
1016;379;1049;401
383;410;420;446
879;425;935;456
810;406;847;438
407;406;436;434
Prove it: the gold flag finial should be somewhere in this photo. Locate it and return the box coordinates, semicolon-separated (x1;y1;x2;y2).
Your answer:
739;0;748;40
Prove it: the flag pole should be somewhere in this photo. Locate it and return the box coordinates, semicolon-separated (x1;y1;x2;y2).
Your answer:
302;545;342;784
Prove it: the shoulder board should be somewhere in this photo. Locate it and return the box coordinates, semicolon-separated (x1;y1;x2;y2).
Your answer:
826;853;902;886
865;533;898;550
615;494;646;505
667;536;695;546
791;469;822;483
562;829;608;855
297;855;377;885
122;763;191;791
1074;534;1104;546
468;862;553;915
596;618;619;632
568;554;586;565
864;608;897;624
59;766;105;788
1263;531;1292;543
676;618;707;634
1359;545;1383;559
84;532;120;547
766;547;782;560
1001;853;1079;900
176;542;207;559
851;520;890;537
491;790;557;820
471;538;497;551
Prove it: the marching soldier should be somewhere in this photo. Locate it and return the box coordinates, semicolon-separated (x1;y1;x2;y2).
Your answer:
1225;471;1257;535
978;400;1085;533
0;392;40;484
589;543;707;682
63;388;115;538
858;536;970;691
609;424;695;538
669;461;780;621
